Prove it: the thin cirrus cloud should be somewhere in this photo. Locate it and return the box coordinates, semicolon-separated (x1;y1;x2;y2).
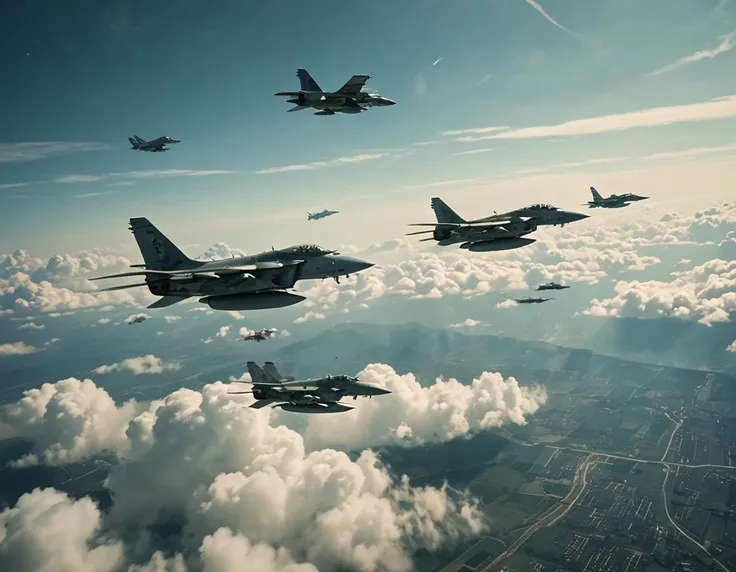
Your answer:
0;141;109;163
642;142;736;161
453;148;497;156
52;169;237;184
521;0;575;36
0;183;27;189
649;32;736;76
443;94;736;141
254;152;389;175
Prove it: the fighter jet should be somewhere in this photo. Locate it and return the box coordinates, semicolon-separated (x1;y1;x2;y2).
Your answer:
227;361;391;414
90;218;373;311
515;296;552;304
536;282;569;291
307;209;339;221
275;69;396;115
128;135;180;153
407;197;588;252
585;186;648;209
241;328;277;342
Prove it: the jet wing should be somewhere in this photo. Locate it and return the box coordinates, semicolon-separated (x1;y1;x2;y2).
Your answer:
336;74;371;95
90;261;301;281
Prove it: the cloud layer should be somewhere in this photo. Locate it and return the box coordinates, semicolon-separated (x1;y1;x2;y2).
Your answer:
0;365;538;571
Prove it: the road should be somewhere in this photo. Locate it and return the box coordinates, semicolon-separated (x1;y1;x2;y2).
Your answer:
480;454;595;571
659;415;732;572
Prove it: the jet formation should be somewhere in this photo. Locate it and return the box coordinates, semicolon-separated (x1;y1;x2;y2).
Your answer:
407;198;588;252
516;297;552;304
275;69;396;115
128;135;180;152
228;361;391;414
585;186;648;209
307;209;339;221
241;328;278;342
91;218;373;311
536;282;569;291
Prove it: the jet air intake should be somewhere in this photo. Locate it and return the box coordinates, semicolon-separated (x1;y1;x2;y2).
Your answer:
200;291;306;311
460;237;536;252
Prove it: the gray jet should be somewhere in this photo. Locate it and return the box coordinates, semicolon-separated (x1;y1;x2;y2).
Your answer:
536;282;569;291
90;218;373;310
275;69;396;116
515;296;552;304
585;186;648;209
228;361;391;414
128;135;181;152
307;209;339;221
407;197;588;252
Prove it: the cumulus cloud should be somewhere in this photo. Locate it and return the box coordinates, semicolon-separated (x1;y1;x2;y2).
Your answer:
98;318;111;325
164;315;181;323
727;341;736;353
217;325;231;338
287;364;547;451
197;242;246;261
495;299;518;309
449;318;483;328
93;355;181;375
0;378;138;465
0;248;154;315
0;341;38;356
44;337;60;346
124;312;151;325
0;488;124;572
0;377;497;572
294;311;325;324
18;321;44;330
585;259;736;326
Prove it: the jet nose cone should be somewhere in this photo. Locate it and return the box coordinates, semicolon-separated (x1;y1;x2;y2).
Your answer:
339;255;375;273
569;212;589;221
385;99;397;106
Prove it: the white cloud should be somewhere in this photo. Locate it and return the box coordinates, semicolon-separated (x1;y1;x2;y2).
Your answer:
584;259;736;326
0;488;124;572
18;321;44;330
294;311;325;324
727;341;736;352
449;318;483;328
0;142;108;164
292;364;547;451
642;143;736;162
0;377;498;571
0;183;27;189
495;299;518;309
164;315;181;323
0;378;138;465
217;325;231;338
650;31;736;76
0;249;155;314
124;312;151;325
115;169;236;178
466;94;736;140
0;342;38;356
521;0;574;35
255;153;389;175
197;242;246;261
441;126;509;137
44;338;60;346
452;148;497;156
53;174;105;184
93;355;181;375
98;318;111;325
226;311;246;320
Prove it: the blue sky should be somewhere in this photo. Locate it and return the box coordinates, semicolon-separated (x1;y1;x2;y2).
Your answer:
1;0;735;257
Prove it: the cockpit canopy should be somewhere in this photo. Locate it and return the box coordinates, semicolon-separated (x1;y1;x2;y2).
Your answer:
284;244;332;255
525;203;558;211
325;375;356;382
